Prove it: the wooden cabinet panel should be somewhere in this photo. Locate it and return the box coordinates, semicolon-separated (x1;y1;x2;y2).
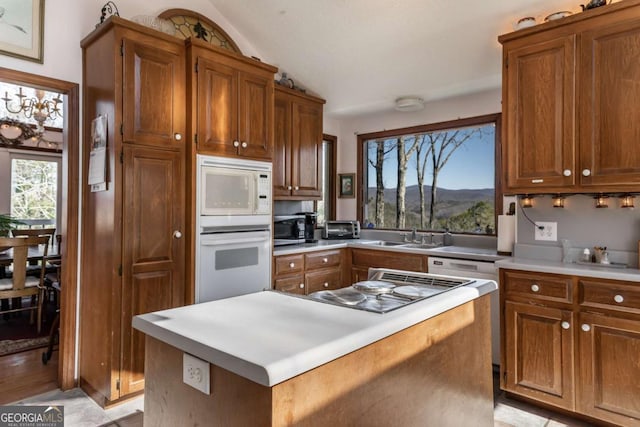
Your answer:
579;18;640;188
272;95;292;197
195;57;238;156
577;312;640;425
503;301;574;410
503;270;573;304
503;35;576;192
238;73;273;159
274;275;305;295
580;278;640;315
274;254;304;276
305;250;341;271
351;248;427;273
306;268;342;293
120;146;184;396
351;267;369;284
122;38;185;148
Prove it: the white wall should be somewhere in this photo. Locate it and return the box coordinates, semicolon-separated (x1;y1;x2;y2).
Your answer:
333;87;502;219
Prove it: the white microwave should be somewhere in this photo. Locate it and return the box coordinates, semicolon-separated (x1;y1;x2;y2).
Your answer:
198;155;272;216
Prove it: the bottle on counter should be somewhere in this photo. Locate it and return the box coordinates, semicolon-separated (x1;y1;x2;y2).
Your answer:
581;248;591;262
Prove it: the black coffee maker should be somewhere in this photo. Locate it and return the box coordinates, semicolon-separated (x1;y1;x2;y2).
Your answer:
297;212;317;243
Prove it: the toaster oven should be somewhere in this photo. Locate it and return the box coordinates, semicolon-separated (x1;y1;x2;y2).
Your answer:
323;220;361;239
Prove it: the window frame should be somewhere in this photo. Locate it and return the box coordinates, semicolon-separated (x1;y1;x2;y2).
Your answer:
356;113;502;234
315;133;337;225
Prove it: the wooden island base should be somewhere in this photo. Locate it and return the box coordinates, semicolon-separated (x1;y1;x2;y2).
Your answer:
143;295;494;426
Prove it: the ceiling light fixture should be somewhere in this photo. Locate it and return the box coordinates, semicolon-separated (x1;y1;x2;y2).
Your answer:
394;96;424;112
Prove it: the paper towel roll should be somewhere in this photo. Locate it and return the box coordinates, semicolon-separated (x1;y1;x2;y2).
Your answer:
497;215;515;255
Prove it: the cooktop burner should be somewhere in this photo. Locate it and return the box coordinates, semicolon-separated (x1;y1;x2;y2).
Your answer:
308;268;475;313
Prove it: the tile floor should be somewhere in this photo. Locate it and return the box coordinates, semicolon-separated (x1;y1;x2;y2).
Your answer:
12;378;592;427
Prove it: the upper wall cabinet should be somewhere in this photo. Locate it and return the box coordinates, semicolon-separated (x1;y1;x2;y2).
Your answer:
273;86;325;200
499;1;640;194
187;40;277;161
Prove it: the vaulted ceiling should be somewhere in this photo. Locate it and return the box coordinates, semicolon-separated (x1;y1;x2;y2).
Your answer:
208;0;588;118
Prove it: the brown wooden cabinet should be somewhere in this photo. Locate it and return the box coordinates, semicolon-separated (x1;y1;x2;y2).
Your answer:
273;249;345;294
188;40;276;160
80;17;186;406
273;86;325;199
499;1;640;194
349;248;428;283
501;268;640;425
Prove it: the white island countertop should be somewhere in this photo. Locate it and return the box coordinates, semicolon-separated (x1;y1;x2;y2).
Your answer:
133;280;497;387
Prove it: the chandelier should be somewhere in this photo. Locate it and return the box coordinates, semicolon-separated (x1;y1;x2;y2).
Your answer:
0;87;62;148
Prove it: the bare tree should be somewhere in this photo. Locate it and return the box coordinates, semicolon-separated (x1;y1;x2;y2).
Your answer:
426;128;481;228
413;135;432;229
367;139;395;227
396;135;419;229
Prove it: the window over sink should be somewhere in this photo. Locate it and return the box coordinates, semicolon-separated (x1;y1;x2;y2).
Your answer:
358;114;500;234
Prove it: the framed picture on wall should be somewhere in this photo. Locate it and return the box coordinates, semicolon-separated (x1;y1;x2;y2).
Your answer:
339;173;355;198
0;0;45;63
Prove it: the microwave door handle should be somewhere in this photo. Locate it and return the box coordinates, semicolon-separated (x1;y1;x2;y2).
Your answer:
201;236;269;246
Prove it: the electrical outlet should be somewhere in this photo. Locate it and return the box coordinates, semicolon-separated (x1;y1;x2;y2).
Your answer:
183;353;210;394
534;221;557;241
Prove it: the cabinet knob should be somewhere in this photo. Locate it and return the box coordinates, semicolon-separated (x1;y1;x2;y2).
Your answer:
563;169;572;177
174;133;182;141
294;186;299;190
581;324;591;332
289;262;295;268
614;294;624;303
287;186;292;190
530;284;540;292
582;169;591;177
173;230;182;239
561;321;570;330
241;141;248;148
323;282;329;288
233;140;240;148
299;283;304;289
322;258;328;263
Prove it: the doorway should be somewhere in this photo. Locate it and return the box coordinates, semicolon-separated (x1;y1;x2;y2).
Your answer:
0;67;80;399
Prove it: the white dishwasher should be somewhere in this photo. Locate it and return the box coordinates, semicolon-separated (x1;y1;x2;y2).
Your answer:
428;256;500;367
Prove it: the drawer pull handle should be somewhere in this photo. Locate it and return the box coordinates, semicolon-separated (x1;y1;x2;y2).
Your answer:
561;321;570;330
323;282;329;288
233;140;240;148
241;141;248;148
287;185;292;190
289;262;295;268
299;283;304;289
322;257;328;263
614;294;624;303
531;284;540;292
581;324;591;332
582;169;591;177
563;169;572;177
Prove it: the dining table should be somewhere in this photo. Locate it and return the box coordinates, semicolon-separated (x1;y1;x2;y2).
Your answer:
0;244;58;279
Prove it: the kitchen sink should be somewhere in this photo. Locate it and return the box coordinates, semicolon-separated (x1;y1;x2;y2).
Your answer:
401;243;442;249
361;240;407;247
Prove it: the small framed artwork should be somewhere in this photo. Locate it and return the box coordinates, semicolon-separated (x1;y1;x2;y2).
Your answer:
339;173;355;198
0;0;45;63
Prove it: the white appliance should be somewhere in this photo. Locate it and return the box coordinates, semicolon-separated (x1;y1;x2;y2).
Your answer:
428;256;500;366
196;155;272;303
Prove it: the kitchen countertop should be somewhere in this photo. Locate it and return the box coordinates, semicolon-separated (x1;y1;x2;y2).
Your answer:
274;239;505;262
133;279;497;387
497;257;640;282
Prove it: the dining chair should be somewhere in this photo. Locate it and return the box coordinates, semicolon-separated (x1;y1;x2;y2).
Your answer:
11;228;56;276
0;236;49;333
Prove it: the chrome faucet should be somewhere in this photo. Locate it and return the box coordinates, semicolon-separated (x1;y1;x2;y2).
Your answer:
411;227;418;243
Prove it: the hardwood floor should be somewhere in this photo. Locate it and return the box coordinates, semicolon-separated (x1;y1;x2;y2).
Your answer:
0;347;58;405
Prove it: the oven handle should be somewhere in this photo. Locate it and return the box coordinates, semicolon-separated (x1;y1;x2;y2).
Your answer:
201;235;270;246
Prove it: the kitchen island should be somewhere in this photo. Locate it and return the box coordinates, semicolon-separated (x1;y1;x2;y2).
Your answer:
134;279;497;426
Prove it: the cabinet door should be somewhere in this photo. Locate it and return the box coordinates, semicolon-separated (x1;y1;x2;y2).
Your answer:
195;57;239;156
503;301;574;410
273;94;292;197
120;146;185;396
274;275;306;295
291;100;323;198
580;19;640;188
238;72;273;160
122;38;185;148
577;312;640;425
503;35;576;192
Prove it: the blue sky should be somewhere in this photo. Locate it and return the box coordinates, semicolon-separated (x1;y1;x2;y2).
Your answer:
365;123;495;190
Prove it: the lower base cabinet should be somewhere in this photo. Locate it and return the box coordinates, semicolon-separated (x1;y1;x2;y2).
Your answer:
273;249;345;294
349;248;428;283
501;269;640;426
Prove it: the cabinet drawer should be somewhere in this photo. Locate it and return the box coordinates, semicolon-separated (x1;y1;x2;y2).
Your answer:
306;268;342;293
351;249;427;272
274;275;305;294
503;270;573;303
580;279;640;315
305;250;341;271
274;254;304;276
